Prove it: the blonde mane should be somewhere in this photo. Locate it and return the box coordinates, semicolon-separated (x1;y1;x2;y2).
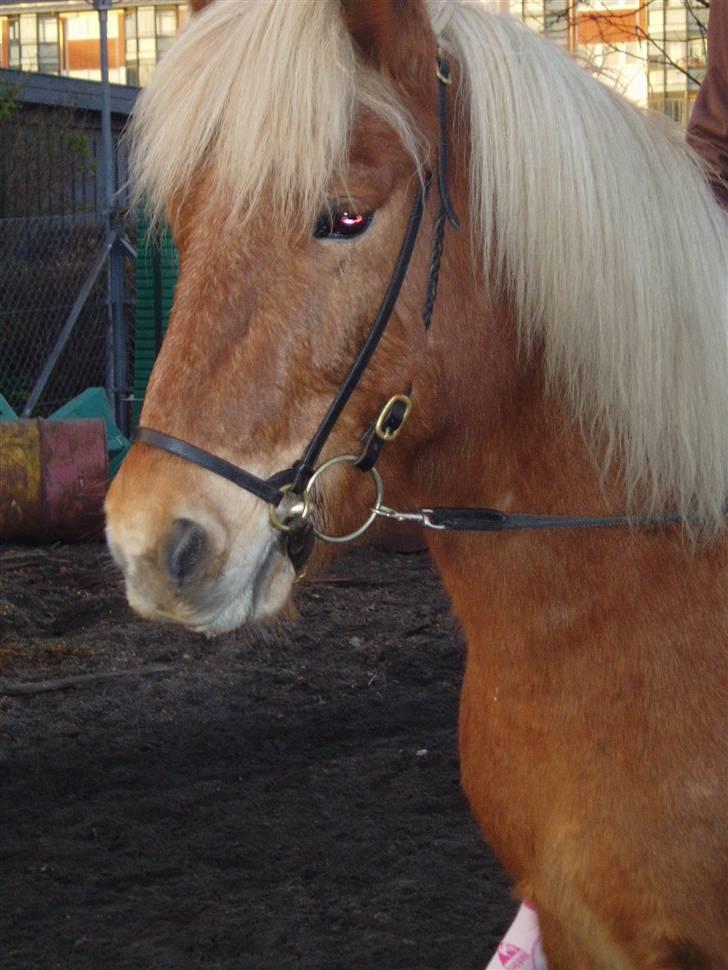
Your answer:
130;0;728;533
430;0;728;532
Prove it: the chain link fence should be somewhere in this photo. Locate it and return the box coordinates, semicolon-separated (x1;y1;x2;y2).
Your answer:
2;214;105;414
0;87;136;421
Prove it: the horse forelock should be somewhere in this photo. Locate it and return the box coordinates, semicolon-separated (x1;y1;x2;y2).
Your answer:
128;0;425;235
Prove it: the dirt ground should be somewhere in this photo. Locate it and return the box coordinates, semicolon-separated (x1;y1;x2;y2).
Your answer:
0;541;517;970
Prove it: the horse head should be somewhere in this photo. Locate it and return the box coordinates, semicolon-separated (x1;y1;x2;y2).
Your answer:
106;0;472;633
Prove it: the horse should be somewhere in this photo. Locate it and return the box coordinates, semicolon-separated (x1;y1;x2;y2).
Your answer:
105;1;728;966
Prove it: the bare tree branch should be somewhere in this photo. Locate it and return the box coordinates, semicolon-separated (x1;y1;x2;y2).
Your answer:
514;0;708;97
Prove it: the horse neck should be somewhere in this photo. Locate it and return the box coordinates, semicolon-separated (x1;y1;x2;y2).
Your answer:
406;229;612;521
395;218;643;658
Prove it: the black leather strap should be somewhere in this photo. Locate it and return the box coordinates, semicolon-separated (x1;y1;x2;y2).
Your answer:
135;428;288;506
422;208;446;332
436;50;460;231
290;176;431;492
426;507;683;532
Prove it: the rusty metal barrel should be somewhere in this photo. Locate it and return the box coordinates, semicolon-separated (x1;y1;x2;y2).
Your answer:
0;419;108;542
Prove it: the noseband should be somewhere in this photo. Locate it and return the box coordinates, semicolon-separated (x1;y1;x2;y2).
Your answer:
136;49;683;573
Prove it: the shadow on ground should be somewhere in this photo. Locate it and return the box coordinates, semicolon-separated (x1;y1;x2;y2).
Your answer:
0;544;516;970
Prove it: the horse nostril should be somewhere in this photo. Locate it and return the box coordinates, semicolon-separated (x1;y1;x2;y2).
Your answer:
166;518;208;587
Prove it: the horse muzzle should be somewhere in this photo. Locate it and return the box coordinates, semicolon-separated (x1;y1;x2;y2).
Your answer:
105;455;297;635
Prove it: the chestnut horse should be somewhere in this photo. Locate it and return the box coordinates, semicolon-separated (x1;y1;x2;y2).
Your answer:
106;1;728;966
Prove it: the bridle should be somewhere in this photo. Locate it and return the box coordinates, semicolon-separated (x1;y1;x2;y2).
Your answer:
136;49;682;575
136;49;457;569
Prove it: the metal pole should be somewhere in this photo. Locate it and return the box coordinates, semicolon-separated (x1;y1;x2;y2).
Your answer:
96;0;115;413
94;0;128;436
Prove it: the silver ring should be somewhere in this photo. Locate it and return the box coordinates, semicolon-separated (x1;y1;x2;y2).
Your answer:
304;454;384;544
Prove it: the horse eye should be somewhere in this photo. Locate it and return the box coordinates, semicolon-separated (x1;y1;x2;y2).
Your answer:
314;209;373;240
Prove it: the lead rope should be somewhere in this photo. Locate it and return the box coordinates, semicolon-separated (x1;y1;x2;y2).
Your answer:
374;505;685;534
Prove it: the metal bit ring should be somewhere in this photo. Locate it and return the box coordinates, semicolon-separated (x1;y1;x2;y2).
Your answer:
304;454;384;544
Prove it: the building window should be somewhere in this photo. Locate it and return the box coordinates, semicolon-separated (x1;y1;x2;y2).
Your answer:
125;8;138;85
156;6;178;58
7;13;60;75
8;16;21;69
19;14;38;71
38;15;60;75
649;92;696;129
646;0;705;126
8;15;39;71
125;4;180;87
63;10;124;83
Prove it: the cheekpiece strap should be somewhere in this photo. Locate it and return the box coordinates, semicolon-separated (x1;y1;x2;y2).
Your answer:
435;47;460;231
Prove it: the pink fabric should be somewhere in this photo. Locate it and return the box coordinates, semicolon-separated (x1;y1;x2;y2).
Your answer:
485;901;548;970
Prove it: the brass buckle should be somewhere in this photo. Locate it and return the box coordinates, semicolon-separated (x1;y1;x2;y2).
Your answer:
374;394;413;442
436;47;452;86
